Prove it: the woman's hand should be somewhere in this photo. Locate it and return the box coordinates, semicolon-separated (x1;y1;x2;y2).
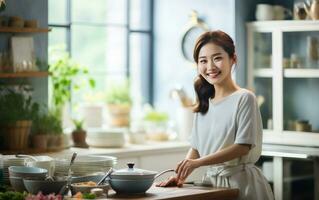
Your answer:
155;176;184;187
176;158;200;181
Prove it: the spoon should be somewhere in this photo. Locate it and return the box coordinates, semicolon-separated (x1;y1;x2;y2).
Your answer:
97;168;113;185
59;152;77;195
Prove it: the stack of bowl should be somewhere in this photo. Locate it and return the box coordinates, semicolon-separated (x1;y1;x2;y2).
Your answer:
3;156;30;185
8;166;47;192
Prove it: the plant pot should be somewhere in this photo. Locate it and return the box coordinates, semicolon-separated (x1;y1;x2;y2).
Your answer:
72;130;88;148
106;104;131;127
47;135;58;149
55;134;64;148
1;120;32;150
31;134;47;149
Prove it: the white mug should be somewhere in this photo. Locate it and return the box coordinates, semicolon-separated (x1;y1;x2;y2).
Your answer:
26;157;55;177
256;4;274;21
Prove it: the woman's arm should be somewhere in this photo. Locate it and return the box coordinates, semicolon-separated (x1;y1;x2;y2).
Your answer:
186;147;200;159
176;144;250;180
156;148;199;187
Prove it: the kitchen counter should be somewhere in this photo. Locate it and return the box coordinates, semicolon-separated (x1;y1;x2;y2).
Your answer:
45;140;319;158
106;184;239;200
45;141;190;158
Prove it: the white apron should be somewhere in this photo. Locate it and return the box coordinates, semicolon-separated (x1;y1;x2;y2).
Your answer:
202;163;274;200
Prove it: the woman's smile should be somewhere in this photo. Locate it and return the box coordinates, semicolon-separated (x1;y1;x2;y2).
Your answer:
206;70;221;79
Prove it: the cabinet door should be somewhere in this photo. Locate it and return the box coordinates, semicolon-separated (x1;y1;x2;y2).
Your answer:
248;31;273;131
282;31;319;135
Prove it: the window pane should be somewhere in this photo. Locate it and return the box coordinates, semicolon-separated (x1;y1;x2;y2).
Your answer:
48;0;68;24
48;27;68;48
71;0;127;25
130;33;151;105
130;0;151;30
71;25;127;74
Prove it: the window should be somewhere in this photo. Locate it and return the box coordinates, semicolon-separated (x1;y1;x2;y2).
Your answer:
49;0;153;123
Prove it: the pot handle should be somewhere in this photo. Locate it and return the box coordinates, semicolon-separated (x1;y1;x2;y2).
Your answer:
154;169;175;179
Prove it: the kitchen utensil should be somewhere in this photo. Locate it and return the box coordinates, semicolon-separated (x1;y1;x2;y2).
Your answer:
107;162;175;194
26;156;55;177
255;4;274;21
97;168;113;185
71;182;109;195
59;152;77;195
23;178;67;195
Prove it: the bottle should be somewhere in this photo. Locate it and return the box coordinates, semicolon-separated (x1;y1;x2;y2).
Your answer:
306;36;319;68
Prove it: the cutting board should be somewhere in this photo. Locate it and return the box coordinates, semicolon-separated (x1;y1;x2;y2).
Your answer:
106;184;239;200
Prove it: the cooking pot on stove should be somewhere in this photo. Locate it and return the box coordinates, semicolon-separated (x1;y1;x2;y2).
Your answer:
106;162;175;194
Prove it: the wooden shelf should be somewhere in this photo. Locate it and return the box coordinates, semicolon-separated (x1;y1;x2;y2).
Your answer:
0;27;51;33
0;71;49;78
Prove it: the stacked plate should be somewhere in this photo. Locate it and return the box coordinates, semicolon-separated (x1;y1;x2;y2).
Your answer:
2;155;31;185
54;155;117;177
86;128;126;148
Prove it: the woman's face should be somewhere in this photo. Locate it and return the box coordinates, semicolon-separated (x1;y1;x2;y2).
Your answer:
197;42;235;85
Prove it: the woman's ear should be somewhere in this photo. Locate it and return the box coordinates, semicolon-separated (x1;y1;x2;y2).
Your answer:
232;54;237;65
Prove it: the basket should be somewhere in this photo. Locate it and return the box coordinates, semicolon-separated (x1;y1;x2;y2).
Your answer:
2;120;32;150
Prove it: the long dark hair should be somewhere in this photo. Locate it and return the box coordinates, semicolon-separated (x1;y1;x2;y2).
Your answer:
193;30;235;114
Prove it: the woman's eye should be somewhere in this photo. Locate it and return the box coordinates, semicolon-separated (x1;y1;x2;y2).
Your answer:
214;57;222;61
199;60;207;64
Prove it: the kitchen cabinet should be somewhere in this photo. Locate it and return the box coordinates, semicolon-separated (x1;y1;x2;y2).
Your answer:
247;21;319;200
247;20;319;147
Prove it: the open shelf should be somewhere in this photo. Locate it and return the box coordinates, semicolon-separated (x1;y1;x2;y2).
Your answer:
0;27;51;33
254;68;319;78
0;71;49;78
254;68;273;77
284;68;319;78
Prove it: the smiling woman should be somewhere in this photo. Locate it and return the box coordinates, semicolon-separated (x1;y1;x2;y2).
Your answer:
157;31;274;200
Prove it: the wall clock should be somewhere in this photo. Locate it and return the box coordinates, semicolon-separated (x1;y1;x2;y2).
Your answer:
181;10;209;63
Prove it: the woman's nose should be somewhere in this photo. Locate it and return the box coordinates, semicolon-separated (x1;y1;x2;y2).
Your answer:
207;61;216;69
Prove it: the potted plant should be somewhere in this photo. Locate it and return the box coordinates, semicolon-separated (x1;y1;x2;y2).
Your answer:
71;119;88;148
143;107;170;141
31;110;63;150
105;81;132;127
31;113;50;149
49;49;95;117
0;86;39;150
46;111;63;149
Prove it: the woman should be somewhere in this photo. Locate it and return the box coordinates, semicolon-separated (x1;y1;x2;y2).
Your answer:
156;30;274;200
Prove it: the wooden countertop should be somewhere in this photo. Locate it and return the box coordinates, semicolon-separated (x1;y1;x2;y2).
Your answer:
106;184;239;200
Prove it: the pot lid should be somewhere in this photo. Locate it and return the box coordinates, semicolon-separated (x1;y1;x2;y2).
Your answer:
111;163;157;178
